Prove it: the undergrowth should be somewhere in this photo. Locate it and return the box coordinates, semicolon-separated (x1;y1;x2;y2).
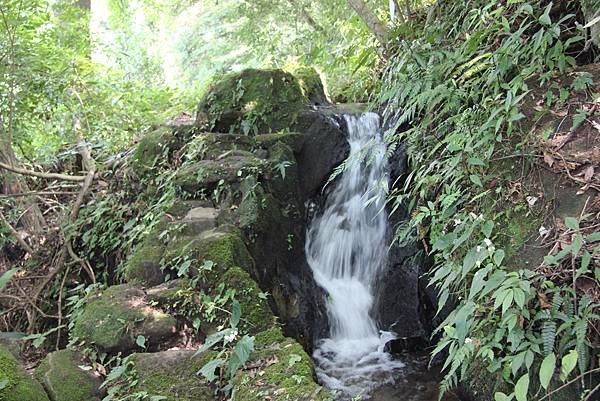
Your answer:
377;1;600;400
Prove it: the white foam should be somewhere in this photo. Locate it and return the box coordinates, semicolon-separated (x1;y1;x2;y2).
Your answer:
306;113;404;399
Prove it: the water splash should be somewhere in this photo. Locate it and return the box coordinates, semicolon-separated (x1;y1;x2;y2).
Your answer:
306;113;404;399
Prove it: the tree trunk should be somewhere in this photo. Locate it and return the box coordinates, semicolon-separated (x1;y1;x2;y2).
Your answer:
347;0;388;45
582;0;599;46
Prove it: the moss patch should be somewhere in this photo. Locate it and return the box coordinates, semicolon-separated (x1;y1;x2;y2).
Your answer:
223;267;274;334
232;327;330;401
286;66;328;105
255;132;305;153
72;284;177;353
34;349;102;401
132;127;181;177
0;345;49;401
163;228;255;281
197;69;308;134
122;240;166;286
130;350;216;401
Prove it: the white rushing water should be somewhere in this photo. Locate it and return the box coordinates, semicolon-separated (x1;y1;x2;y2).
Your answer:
306;113;404;399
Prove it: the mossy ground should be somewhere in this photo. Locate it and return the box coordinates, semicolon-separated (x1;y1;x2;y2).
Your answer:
0;345;49;401
34;349;101;401
233;327;331;401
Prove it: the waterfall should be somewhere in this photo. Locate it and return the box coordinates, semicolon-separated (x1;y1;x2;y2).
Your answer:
306;113;404;399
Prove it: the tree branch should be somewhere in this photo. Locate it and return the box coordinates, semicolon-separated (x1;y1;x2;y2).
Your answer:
0;209;34;254
0;161;86;182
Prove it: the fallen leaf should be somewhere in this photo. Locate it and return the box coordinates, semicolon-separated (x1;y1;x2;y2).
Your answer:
583;165;595;182
543;152;555;167
538;292;551;309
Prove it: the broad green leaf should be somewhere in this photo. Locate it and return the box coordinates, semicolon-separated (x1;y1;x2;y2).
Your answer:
194;328;234;356
288;354;302;367
514;373;529;401
198;358;224;382
469;174;483;187
565;217;579;230
0;379;8;390
233;335;254;365
493;249;505;266
231;300;241;328
482;220;494;238
495;392;511;401
539;353;556;390
0;268;18;291
560;350;578;380
136;335;146;348
469;267;489;299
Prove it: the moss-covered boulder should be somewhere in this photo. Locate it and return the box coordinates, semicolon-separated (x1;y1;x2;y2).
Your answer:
255;132;305;153
34;349;102;401
0;345;50;401
72;284;177;353
223;267;275;334
286;66;329;105
232;327;330;401
129;350;215;401
122;239;166;286
174;154;265;195
197;69;308;134
132;127;182;177
163;228;255;280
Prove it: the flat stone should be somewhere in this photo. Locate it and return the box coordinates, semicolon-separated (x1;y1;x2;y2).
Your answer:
180;207;218;235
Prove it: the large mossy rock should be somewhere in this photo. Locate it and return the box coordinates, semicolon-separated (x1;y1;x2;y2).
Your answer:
232;327;330;401
0;345;50;401
196;69;309;134
286;66;329;105
34;349;103;401
72;284;177;353
129;350;215;401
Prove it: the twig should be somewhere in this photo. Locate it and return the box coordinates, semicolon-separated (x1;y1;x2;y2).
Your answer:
0;191;77;198
0;161;86;182
536;367;600;400
0;209;33;254
583;383;600;401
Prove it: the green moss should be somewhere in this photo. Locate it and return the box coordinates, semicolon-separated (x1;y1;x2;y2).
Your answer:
286;66;328;104
72;284;177;353
0;345;49;401
197;69;308;134
122;240;166;286
174;155;265;195
223;267;275;334
163;228;255;281
132;127;180;177
232;328;330;401
130;350;216;401
255;132;305;153
34;350;101;401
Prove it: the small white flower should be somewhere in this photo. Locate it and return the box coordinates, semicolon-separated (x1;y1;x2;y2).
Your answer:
476;245;482;252
464;338;473;344
488;245;496;253
453;218;462;226
526;196;538;206
224;329;238;343
478;214;484;221
476;260;482;267
539;226;550;238
469;212;478;219
484;238;493;247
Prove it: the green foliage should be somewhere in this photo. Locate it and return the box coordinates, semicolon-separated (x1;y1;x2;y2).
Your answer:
377;0;599;398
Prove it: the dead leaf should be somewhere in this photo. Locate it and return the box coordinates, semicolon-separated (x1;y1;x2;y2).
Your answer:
584;165;595;182
538;292;551;309
543;152;555;167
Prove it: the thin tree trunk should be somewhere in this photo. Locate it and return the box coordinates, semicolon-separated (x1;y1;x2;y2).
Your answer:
347;0;388;46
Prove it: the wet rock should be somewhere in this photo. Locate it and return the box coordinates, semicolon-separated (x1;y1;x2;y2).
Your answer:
35;349;103;401
72;284;177;353
0;345;50;401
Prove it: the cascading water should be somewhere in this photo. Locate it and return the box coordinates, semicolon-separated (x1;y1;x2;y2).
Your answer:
306;112;404;399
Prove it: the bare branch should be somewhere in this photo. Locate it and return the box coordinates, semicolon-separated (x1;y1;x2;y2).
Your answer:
0;161;87;182
0;209;33;254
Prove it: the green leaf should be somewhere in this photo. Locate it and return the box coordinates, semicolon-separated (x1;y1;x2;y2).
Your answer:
482;220;494;238
136;335;146;349
539;353;556;390
539;4;552;25
233;335;254;366
288;354;302;368
198;358;224;382
194;328;234;356
565;217;579;230
493;249;505;266
469;174;483;187
0;268;18;291
560;350;578;380
0;379;8;390
494;392;512;401
514;373;529;401
468;157;485;166
469;267;489;299
231;300;241;328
